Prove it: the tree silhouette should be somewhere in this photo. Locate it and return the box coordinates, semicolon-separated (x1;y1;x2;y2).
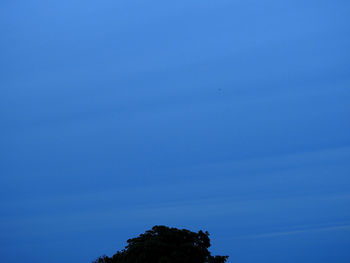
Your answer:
93;225;228;263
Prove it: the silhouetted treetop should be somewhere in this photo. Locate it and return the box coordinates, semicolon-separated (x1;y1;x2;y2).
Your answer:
93;225;228;263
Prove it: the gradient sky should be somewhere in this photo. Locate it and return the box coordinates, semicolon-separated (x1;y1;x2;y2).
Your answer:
1;1;350;262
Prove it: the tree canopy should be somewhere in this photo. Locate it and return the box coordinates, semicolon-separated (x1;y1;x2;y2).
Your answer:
93;225;228;263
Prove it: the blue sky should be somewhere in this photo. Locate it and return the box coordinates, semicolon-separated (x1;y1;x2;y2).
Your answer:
1;1;350;262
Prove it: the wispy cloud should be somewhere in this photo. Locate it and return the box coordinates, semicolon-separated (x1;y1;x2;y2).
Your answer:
235;224;350;239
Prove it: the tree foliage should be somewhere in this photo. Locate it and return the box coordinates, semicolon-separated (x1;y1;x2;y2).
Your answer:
93;225;228;263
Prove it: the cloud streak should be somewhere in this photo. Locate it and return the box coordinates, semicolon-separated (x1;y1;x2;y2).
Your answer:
235;224;350;239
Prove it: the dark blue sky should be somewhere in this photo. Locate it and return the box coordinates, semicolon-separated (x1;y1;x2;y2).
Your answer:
1;1;350;262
